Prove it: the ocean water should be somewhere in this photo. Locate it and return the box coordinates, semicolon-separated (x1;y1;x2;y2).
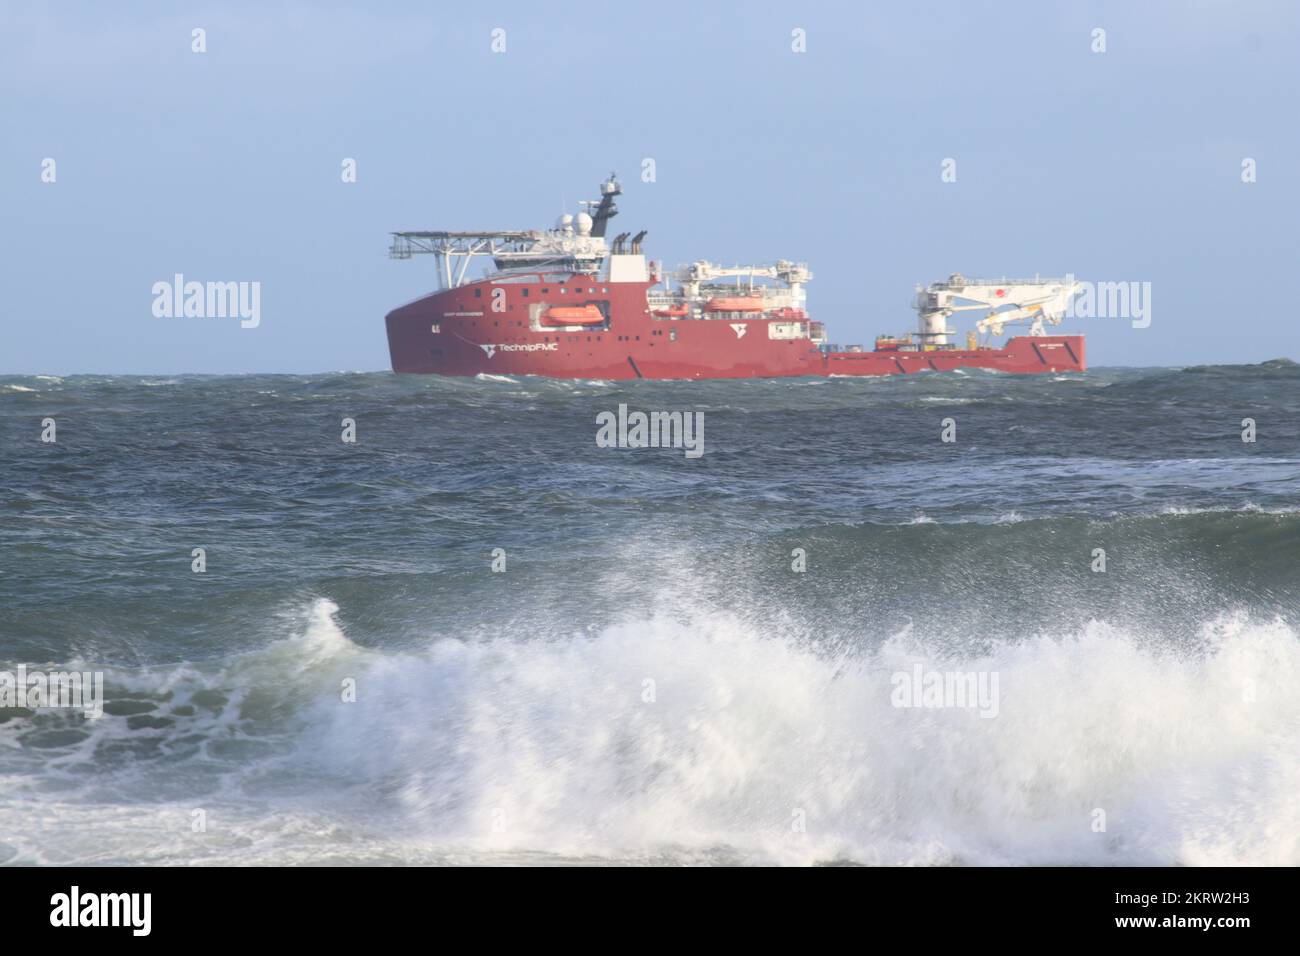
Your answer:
1;363;1298;866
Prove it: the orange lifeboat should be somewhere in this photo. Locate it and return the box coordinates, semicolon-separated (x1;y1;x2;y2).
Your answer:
653;304;689;318
541;305;605;327
704;297;765;313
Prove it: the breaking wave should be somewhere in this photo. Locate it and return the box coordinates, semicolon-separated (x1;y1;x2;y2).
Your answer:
2;597;1296;866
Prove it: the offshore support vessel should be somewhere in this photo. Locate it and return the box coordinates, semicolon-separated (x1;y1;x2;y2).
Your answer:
384;174;1085;379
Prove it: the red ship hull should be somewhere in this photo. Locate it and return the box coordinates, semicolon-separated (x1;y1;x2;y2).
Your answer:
825;335;1085;376
386;275;1085;379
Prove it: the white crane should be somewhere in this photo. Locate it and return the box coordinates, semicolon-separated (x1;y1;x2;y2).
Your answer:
913;274;1081;344
674;260;812;302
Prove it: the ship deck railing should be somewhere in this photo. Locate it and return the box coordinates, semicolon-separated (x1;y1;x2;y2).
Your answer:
929;275;1074;288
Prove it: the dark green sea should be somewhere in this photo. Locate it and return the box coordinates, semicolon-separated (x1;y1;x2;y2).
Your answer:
2;363;1298;864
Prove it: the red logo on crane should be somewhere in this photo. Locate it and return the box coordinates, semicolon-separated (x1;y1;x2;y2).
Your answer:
995;288;1006;297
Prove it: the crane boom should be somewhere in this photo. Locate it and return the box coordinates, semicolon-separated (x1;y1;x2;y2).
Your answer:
913;274;1081;343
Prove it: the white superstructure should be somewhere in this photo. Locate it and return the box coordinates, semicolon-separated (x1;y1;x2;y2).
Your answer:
388;174;624;288
649;259;813;316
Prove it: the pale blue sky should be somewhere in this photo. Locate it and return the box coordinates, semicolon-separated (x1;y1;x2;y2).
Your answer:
2;0;1297;373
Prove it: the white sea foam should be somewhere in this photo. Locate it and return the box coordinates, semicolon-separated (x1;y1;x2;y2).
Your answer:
323;608;1299;866
1156;502;1300;517
3;598;1295;866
